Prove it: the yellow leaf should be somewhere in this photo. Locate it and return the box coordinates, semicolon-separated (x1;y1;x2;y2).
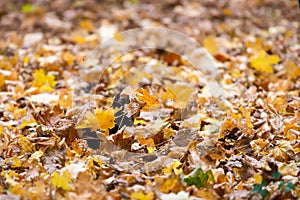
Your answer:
72;33;87;44
245;110;253;128
223;8;231;16
131;191;154;200
0;73;5;87
114;33;125;42
138;138;155;153
87;157;104;170
250;51;280;73
160;177;178;193
23;56;30;65
76;111;100;131
52;171;71;190
0;125;3;135
254;173;262;184
18;135;35;153
163;161;183;175
11;156;22;168
162;83;194;108
79;20;94;32
32;69;56;92
95;108;115;130
136;88;160;108
134;119;147;125
285;61;300;79
19;115;37;129
203;36;219;55
13;108;27;120
246;38;262;52
62;51;75;66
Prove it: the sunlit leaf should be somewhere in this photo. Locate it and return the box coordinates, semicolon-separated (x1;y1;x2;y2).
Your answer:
131;191;154;200
32;69;56;92
160;177;178;193
203;36;219;55
0;73;5;87
250;51;280;73
163;161;182;175
52;171;72;190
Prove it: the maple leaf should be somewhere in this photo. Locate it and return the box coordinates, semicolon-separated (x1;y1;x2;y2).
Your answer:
52;171;72;190
95;108;115;130
32;69;56;92
136;88;160;108
76;108;115;134
250;51;280;73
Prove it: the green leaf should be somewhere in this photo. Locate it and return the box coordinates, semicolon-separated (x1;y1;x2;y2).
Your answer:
271;171;281;180
261;179;268;186
283;182;295;193
184;167;213;189
252;184;262;193
21;4;36;13
278;181;285;189
260;189;270;199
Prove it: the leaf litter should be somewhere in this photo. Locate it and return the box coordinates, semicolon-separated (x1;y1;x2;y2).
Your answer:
0;0;299;199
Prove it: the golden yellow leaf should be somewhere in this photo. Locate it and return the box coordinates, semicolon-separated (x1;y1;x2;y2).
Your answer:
12;108;27;120
134;118;147;125
138;138;155;153
131;191;154;200
18;135;36;153
76;111;100;131
246;38;262;52
62;51;75;66
32;69;56;92
95;108;115;130
72;33;86;44
136;88;160;107
19;115;37;129
79;20;94;32
254;173;262;184
114;33;125;42
250;51;280;73
0;73;5;87
0;125;3;135
52;171;71;190
245;110;253;128
23;56;30;65
11;156;22;168
285;61;300;79
163;161;183;175
87;157;104;170
223;8;231;16
203;36;219;55
160;177;178;193
162;83;194;108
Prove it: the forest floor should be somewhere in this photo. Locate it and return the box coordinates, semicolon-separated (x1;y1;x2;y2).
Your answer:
0;0;299;199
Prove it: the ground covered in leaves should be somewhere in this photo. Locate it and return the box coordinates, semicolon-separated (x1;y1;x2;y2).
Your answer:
0;0;299;199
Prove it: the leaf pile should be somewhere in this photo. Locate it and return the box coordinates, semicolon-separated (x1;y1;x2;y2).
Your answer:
0;0;299;199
